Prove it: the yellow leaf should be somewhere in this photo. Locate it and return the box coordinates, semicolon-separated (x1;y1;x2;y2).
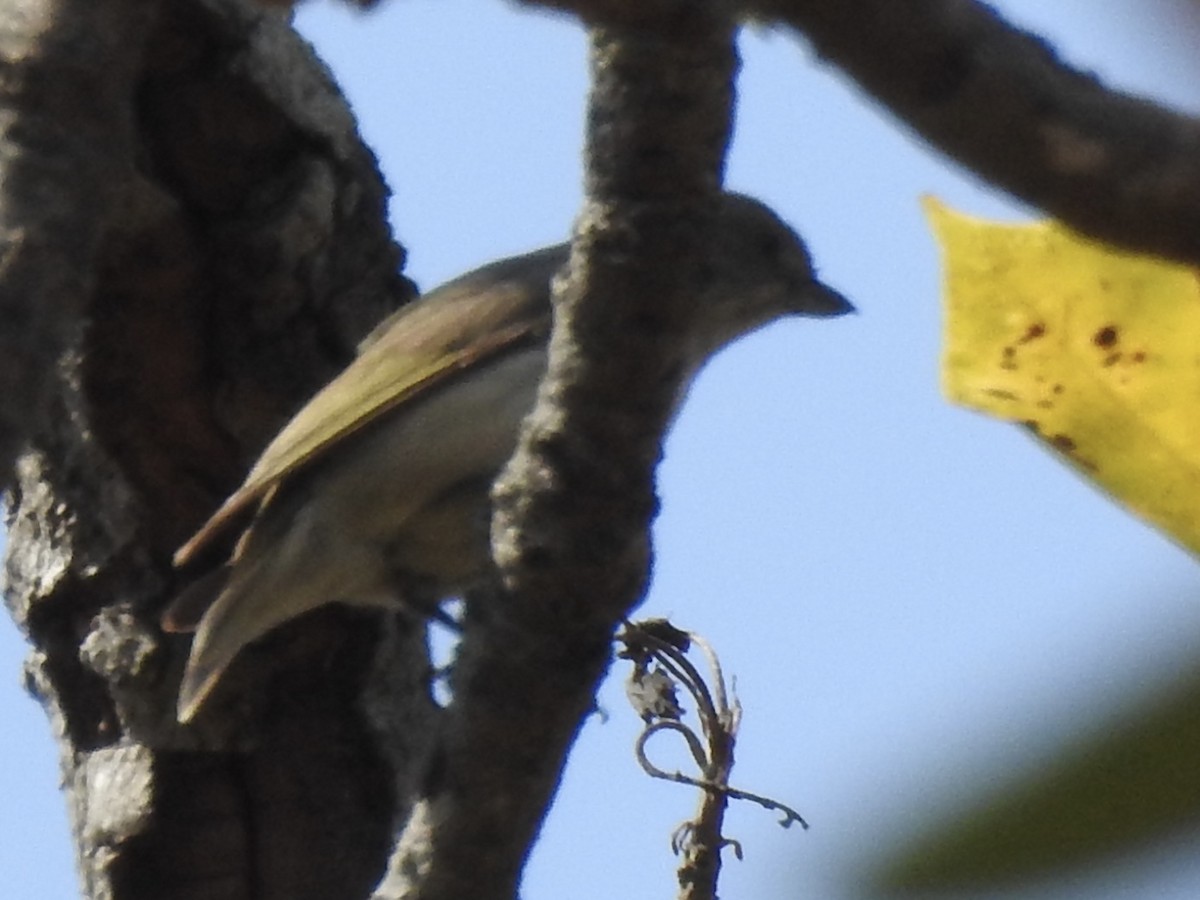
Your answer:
928;197;1200;557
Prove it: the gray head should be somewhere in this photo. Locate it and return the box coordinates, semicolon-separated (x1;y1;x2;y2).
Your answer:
365;193;848;373
695;193;853;354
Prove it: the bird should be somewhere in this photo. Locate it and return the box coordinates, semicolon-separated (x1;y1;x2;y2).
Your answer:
163;193;853;723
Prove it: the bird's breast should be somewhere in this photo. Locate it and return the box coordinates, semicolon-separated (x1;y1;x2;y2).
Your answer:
301;346;547;583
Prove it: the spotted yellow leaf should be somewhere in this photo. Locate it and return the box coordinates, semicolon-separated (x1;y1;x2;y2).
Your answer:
927;197;1200;557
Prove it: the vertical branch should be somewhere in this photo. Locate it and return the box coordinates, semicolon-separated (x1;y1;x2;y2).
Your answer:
378;5;740;899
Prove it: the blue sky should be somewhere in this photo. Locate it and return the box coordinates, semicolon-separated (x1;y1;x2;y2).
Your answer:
5;2;1200;897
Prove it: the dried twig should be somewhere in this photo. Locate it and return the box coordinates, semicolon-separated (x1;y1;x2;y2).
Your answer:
620;619;808;900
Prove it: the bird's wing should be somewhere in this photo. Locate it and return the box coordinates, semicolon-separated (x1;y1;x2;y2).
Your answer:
173;247;564;567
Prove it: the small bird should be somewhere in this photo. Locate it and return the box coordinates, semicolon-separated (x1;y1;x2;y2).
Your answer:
164;194;853;723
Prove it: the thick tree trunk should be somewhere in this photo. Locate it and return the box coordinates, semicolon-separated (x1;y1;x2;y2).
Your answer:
2;2;431;897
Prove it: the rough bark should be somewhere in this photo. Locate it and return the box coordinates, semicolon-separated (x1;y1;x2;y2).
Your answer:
11;0;1200;898
3;2;428;898
744;0;1200;265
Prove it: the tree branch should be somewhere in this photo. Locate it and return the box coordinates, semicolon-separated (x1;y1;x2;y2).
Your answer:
375;7;740;899
748;0;1200;265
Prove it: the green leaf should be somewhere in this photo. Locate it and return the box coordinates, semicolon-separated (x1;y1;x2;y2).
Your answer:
874;664;1200;893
